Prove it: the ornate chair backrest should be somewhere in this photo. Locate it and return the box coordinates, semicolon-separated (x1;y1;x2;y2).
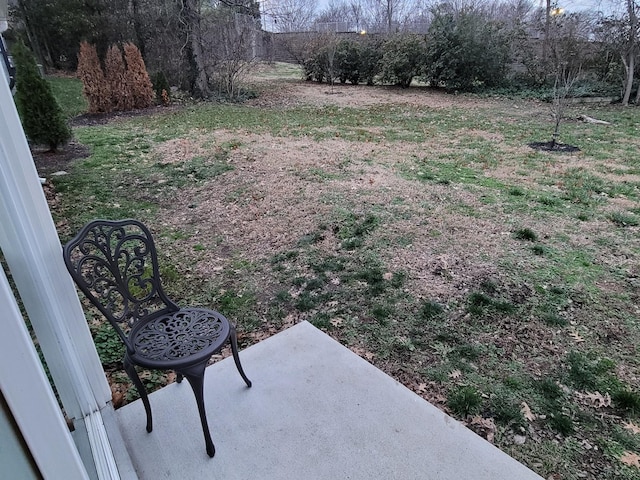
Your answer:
63;219;178;349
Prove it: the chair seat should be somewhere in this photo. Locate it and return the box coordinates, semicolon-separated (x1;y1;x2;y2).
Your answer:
129;308;231;370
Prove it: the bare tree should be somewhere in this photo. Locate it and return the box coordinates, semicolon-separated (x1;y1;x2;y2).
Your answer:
550;62;581;147
316;0;350;22
361;0;417;33
202;9;260;99
543;9;588;147
267;0;318;32
596;0;639;105
175;0;261;97
348;0;367;32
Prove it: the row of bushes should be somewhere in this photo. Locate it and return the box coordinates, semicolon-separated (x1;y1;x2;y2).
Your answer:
303;31;509;92
300;10;610;94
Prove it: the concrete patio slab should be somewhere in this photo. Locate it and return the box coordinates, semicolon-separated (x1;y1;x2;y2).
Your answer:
115;321;543;479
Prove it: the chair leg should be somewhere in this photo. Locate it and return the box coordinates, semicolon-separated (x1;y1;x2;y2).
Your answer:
230;324;252;388
123;355;153;433
180;362;215;458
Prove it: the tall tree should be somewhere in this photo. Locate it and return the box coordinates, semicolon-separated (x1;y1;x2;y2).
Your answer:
179;0;211;96
596;1;638;105
12;0;115;70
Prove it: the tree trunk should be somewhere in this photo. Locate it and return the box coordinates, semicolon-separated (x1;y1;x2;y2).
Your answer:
180;0;210;97
621;53;634;106
131;0;147;59
543;0;551;60
622;0;638;106
16;0;47;68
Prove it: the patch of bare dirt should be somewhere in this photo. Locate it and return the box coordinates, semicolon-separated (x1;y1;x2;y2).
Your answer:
153;128;555;308
248;80;499;110
32;140;91;176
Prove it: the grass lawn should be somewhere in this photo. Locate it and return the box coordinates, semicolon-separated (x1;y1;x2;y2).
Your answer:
45;65;640;480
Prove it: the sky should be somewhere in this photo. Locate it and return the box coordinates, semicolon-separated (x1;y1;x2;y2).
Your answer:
311;0;623;15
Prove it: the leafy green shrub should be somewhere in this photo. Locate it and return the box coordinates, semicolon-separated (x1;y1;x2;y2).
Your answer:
424;7;510;91
359;40;383;85
335;39;362;84
12;41;71;151
380;34;427;88
303;49;329;83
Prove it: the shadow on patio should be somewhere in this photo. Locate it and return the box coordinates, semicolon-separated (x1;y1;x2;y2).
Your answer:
115;321;543;479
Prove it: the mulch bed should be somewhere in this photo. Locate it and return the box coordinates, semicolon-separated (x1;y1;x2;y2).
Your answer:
528;141;581;153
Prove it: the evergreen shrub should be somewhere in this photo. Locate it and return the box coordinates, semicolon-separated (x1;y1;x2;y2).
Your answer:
12;41;71;151
123;43;154;109
105;44;133;111
77;41;112;113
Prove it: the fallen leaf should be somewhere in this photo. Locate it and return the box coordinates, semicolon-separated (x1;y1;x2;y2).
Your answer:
383;272;394;281
569;330;585;343
521;402;536;422
416;383;428;394
330;318;343;327
623;421;640;435
349;346;375;361
575;391;612;408
282;314;297;328
449;369;462;379
467;416;496;443
619;451;640;468
111;390;124;408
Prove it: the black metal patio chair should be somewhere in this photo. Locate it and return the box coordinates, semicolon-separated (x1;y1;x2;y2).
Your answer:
63;219;252;457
